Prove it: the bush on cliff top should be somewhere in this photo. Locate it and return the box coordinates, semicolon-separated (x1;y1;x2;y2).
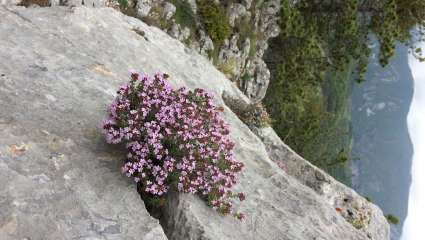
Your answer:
102;72;245;219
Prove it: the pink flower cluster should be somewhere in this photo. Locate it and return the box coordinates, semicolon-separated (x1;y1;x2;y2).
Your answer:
102;72;245;219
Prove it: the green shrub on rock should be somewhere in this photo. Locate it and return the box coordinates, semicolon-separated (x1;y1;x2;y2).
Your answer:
385;214;400;225
170;0;197;31
197;0;231;46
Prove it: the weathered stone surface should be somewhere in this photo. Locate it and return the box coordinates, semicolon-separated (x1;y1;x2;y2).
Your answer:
217;34;249;79
160;111;389;240
243;0;252;9
136;0;152;17
0;6;389;240
0;0;20;5
242;58;271;102
120;0;281;101
238;0;280;102
228;3;248;27
0;0;106;7
198;30;214;59
253;127;390;240
162;1;175;20
59;0;106;7
169;22;190;42
0;6;168;240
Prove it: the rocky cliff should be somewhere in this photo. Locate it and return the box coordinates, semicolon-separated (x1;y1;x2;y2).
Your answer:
13;0;281;102
0;5;389;240
119;0;281;102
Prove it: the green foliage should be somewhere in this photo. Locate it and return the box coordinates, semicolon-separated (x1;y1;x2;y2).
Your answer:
170;0;196;31
236;15;258;58
367;0;425;64
286;0;425;67
385;214;400;225
364;196;373;202
265;32;355;184
370;0;399;66
217;58;237;77
224;95;272;129
264;0;425;184
197;0;231;46
396;0;425;36
117;0;128;8
241;72;250;84
327;149;350;166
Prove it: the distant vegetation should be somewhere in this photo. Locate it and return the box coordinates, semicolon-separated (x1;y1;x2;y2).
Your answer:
386;214;400;225
113;0;425;184
170;0;196;30
117;0;128;8
364;196;373;202
264;0;425;184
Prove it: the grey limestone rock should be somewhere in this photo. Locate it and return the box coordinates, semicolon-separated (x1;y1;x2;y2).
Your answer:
253;127;390;240
0;5;167;240
0;0;21;5
0;5;389;240
123;0;282;102
162;1;175;20
228;3;248;27
136;0;152;17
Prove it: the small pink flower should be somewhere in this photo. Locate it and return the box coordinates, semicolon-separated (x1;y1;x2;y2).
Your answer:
238;192;246;201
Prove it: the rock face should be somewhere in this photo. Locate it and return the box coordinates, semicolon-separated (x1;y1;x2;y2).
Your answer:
116;0;281;102
254;127;389;240
3;0;280;101
0;6;166;240
0;5;389;240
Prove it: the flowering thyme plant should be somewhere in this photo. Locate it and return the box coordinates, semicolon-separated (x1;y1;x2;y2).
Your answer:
102;72;245;219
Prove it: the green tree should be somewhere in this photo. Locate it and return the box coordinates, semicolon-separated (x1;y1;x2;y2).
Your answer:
264;0;425;183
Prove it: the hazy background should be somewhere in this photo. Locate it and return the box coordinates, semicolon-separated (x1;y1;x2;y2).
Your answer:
401;42;425;240
351;42;414;240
